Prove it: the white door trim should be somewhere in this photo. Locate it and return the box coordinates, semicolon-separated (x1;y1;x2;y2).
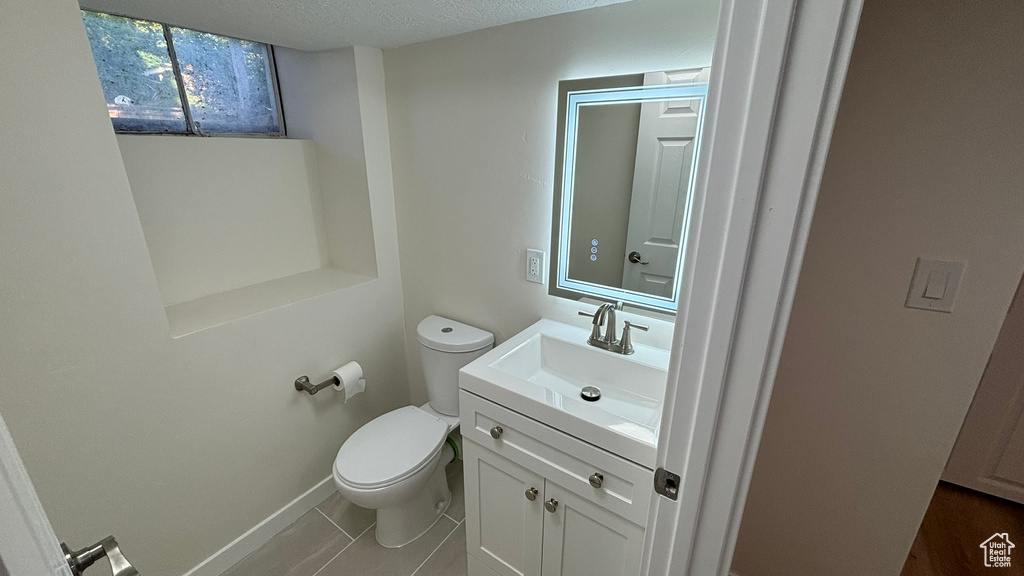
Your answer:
0;412;71;576
644;1;864;575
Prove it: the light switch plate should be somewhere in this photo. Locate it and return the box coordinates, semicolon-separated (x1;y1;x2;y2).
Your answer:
526;249;545;284
906;258;964;313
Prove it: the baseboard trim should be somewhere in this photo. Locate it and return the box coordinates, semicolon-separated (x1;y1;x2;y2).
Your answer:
181;476;336;576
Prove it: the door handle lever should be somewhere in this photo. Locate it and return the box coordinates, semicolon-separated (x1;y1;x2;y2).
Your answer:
627;251;650;265
63;536;139;576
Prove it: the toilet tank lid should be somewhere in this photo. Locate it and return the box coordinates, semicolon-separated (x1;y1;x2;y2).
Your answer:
417;315;494;353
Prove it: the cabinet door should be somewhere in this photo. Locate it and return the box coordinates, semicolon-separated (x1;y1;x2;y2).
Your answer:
464;440;545;576
540;480;646;576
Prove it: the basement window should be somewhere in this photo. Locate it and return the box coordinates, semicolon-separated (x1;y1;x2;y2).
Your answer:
81;10;283;136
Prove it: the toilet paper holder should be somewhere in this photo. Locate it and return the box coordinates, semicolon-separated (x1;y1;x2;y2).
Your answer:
294;374;338;395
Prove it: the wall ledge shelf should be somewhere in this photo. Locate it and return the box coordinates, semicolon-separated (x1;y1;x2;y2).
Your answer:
165;267;375;338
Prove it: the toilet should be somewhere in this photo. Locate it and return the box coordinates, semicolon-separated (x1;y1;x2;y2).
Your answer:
333;315;493;547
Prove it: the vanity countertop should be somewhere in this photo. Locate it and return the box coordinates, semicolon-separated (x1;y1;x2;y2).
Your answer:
459;318;670;469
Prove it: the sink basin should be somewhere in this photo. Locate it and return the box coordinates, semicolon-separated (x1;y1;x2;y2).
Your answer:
490;333;666;427
459;318;669;468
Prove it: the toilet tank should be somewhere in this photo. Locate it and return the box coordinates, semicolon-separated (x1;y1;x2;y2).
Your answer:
417;315;494;416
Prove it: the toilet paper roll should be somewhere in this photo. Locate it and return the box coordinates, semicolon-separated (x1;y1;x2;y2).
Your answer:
332;361;365;403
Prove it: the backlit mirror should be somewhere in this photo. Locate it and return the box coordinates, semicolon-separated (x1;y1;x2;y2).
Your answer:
549;69;710;313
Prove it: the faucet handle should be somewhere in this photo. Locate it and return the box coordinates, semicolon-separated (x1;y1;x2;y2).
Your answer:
623;320;648;332
618;320;648;355
580;308;606;344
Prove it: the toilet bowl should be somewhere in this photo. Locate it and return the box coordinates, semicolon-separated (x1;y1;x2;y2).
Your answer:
333;404;458;547
332;316;493;547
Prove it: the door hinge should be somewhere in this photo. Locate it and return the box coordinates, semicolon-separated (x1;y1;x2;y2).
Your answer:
654;467;680;500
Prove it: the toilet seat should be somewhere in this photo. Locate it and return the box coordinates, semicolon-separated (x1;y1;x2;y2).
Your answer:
334;406;447;490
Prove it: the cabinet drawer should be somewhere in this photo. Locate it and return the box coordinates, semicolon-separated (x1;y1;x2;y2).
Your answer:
460;390;653;526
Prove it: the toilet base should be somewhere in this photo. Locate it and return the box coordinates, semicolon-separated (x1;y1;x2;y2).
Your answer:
375;460;452;548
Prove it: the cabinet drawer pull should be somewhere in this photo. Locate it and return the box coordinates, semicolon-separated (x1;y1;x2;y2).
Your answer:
589;472;604;489
545;498;559;513
490;425;503;439
525;487;538;501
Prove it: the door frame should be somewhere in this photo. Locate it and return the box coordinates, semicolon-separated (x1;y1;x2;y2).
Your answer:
0;411;71;576
646;0;864;575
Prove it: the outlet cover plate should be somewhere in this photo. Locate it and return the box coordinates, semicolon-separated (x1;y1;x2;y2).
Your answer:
526;249;545;284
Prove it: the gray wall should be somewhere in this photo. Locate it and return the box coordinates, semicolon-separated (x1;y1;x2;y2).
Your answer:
732;0;1024;574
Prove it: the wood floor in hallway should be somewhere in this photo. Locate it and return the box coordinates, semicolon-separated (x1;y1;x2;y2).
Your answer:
902;481;1024;576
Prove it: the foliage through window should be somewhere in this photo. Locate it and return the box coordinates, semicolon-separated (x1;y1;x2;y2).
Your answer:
82;11;283;135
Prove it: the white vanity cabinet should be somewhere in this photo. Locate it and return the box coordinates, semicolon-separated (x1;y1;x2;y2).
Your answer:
463;445;544;576
460;391;651;576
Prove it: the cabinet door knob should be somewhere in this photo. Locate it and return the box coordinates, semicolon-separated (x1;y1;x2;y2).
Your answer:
544;498;559;513
490;425;503;439
525;487;538;501
589;472;604;489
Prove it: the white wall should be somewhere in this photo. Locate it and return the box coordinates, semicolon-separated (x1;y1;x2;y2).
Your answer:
118;136;326;305
0;3;407;576
275;47;380;278
731;0;1024;574
383;0;720;402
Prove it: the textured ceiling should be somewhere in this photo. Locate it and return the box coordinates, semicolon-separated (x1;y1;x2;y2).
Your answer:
79;0;632;51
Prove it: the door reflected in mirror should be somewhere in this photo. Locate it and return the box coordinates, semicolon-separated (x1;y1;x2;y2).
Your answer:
549;69;710;313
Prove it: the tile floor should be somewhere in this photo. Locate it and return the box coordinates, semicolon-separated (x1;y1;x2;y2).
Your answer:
222;461;467;576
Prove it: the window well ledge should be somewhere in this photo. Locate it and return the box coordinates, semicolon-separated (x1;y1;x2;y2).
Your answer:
165;267;374;338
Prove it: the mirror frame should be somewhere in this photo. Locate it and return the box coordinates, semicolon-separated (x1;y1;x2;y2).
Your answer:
549;76;709;312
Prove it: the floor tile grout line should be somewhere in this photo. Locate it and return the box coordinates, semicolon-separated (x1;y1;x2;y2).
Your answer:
312;522;377;576
356;522;376;539
314;506;355;541
409;519;461;576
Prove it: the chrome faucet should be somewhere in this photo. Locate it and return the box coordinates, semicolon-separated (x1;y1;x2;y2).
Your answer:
597;303;616;346
578;305;648;355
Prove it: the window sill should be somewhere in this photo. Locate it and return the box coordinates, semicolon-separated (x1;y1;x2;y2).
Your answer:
114;131;287;139
165;267;374;338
